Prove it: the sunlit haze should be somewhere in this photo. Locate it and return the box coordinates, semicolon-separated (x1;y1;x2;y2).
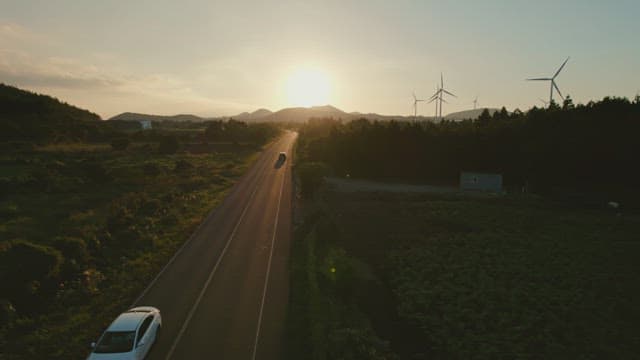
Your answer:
1;0;639;118
285;67;332;107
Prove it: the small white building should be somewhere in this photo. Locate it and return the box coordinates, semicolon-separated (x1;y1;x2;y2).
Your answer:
139;120;152;130
460;172;503;192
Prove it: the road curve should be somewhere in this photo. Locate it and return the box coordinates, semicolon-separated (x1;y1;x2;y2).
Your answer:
136;131;296;360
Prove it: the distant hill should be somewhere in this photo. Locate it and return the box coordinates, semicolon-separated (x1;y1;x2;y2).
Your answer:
0;83;101;142
258;105;351;122
109;112;210;122
233;108;273;121
243;105;436;123
110;105;446;125
444;108;498;121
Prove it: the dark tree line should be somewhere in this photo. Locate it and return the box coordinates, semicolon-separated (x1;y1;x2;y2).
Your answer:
204;119;279;145
298;96;640;192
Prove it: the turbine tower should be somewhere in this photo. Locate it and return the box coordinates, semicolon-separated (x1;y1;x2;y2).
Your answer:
412;92;425;120
527;57;570;105
428;84;439;120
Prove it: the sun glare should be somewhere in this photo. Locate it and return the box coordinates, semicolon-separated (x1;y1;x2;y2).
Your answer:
285;68;331;107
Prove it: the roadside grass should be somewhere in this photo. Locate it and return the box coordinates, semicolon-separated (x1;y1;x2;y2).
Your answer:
288;189;640;359
0;141;260;359
286;201;397;360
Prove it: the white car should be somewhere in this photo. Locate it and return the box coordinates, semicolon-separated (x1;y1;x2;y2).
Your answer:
87;306;162;360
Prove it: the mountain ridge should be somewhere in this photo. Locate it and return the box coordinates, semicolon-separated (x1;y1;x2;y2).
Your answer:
444;108;499;120
109;105;491;123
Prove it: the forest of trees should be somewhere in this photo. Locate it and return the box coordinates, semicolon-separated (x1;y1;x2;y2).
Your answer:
298;96;640;194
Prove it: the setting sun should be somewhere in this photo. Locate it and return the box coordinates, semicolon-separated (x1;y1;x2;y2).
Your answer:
285;68;331;107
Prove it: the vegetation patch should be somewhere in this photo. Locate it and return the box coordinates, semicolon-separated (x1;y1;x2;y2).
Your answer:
288;189;640;359
0;97;280;358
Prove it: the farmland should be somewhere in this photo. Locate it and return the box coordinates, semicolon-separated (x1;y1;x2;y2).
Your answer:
288;187;640;359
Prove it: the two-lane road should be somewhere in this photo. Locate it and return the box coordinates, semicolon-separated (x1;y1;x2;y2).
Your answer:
135;131;296;359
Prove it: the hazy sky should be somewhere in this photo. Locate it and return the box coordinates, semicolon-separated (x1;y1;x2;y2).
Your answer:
1;0;639;119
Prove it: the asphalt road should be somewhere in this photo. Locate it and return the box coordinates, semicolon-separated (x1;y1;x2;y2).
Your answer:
134;131;297;360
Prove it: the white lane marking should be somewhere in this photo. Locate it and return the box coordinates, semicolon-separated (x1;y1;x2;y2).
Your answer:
251;142;289;360
165;139;286;360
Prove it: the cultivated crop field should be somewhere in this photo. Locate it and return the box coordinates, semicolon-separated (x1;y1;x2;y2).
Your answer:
289;189;640;359
0;141;259;359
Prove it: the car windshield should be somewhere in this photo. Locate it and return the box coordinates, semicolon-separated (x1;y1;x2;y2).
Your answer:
94;331;135;353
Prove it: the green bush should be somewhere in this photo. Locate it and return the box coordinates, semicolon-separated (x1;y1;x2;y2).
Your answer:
0;240;63;314
143;162;162;176
110;137;130;151
0;298;17;326
158;135;179;154
328;327;397;360
53;236;89;280
80;161;111;183
297;162;328;198
174;159;194;173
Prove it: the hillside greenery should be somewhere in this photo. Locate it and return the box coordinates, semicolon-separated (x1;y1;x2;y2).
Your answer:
0;83;106;143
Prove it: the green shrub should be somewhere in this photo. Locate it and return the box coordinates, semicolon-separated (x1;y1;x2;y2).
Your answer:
0;240;63;313
110;137;130;151
174;159;194;173
0;298;17;326
297;162;328;198
143;162;162;176
158;135;179;154
328;327;397;360
80;161;111;183
53;236;89;280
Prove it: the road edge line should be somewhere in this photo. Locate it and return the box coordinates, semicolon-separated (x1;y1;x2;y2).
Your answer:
250;142;289;360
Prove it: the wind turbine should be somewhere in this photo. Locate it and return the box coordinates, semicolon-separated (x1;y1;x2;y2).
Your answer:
473;96;478;110
527;57;570;105
433;73;456;120
538;98;550;107
428;85;439;120
412;92;425;120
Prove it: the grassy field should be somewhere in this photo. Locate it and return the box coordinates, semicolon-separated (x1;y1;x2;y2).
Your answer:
288;188;640;359
0;140;262;359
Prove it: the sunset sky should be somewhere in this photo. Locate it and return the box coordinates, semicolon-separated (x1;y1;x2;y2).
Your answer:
1;0;639;119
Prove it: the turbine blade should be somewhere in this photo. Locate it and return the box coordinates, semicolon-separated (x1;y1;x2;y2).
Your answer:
553;57;570;79
553;81;563;100
527;78;552;81
442;89;457;97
